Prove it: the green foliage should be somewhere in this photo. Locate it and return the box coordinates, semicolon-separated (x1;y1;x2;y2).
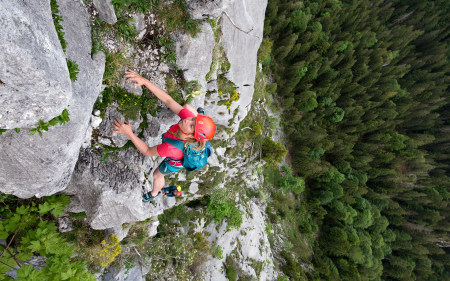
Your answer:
308;147;325;159
114;16;138;43
278;165;305;194
95;86;158;121
366;32;378;48
29;109;70;136
103;50;132;86
206;188;243;230
144;231;200;279
337;41;353;52
67;59;79;82
214;244;224;260
51;0;80;82
289;9;309;32
183;80;202;103
225;256;238;281
111;0;156;14
297;91;318;112
50;0;67;52
0;193;95;280
265;0;450;279
0;129;7;136
164;76;185;105
257;38;273;66
329;107;345;123
99;234;122;267
157;0;200;37
157;34;177;64
217;75;240;111
251;122;262;135
91;17;106;54
70;212;87;219
283;240;294;251
129;206;211;279
63;215;106;270
261;137;287;165
387;132;408;151
164;77;201;104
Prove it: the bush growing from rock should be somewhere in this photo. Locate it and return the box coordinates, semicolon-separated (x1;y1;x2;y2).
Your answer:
206;188;243;230
278;164;305;194
214;244;224;260
99;234;122;267
251;122;262;135
262;137;287;165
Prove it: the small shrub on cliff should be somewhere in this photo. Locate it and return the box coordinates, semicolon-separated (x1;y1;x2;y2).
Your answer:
103;50;132;86
261;137;287;165
214;244;224;260
99;234;122;267
251;122;262;135
206;188;243;230
157;0;200;37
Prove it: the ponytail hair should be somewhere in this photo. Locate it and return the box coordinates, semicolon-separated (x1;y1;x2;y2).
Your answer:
185;137;206;151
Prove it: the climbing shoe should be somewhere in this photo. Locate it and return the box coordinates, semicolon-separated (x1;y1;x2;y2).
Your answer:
142;192;159;202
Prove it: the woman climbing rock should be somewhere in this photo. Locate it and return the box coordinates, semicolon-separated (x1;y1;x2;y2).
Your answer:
112;70;215;201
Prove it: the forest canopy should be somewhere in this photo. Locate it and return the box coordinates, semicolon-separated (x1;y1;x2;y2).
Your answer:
263;0;449;280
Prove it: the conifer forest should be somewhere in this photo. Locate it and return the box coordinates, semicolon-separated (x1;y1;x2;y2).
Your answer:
263;0;449;280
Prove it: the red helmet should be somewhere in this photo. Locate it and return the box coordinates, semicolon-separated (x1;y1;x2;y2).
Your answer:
194;115;215;141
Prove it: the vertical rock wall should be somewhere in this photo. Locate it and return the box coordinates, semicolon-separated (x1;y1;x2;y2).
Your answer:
0;0;105;198
0;0;72;129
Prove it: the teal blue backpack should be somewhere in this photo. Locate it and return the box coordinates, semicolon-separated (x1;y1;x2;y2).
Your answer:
162;136;213;172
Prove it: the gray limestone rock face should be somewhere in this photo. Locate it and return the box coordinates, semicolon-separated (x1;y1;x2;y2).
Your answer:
58;215;74;233
206;0;267;137
0;0;72;129
97;105;142;147
101;263;145;281
131;12;146;40
0;0;105;198
185;0;234;19
64;147;149;229
201;201;276;280
147;218;159;237
106;224;131;241
176;22;215;109
93;0;117;25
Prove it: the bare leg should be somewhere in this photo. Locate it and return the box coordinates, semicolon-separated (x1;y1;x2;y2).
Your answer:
183;104;198;116
151;168;165;196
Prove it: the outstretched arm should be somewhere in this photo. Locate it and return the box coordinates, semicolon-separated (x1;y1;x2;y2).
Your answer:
125;70;183;115
112;119;159;157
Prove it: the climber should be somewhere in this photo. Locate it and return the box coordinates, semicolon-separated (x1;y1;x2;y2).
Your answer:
112;70;215;202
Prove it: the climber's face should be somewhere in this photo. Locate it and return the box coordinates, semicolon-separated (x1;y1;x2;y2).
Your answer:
179;117;196;135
